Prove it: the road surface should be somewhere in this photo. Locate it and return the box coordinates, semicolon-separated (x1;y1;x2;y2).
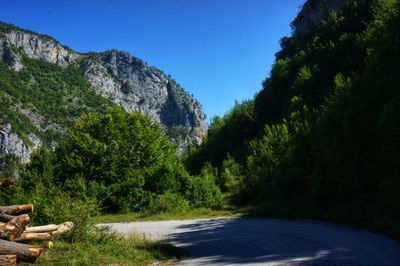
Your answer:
102;218;400;265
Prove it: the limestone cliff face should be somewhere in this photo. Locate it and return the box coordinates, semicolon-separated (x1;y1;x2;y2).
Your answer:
0;23;207;161
0;29;78;70
81;50;207;143
292;0;352;35
0;124;41;164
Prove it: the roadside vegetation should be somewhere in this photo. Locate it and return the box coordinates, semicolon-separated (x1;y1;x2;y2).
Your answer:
19;233;185;266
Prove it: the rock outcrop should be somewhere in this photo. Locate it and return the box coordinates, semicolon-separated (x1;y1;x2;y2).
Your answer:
0;124;41;164
0;29;78;69
292;0;352;36
81;50;207;143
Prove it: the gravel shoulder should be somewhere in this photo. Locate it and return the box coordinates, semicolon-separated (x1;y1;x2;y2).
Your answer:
100;217;400;265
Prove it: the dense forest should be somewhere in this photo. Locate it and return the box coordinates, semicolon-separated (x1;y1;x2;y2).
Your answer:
0;0;398;252
185;0;400;238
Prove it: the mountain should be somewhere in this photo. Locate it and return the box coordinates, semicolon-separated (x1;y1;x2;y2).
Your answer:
0;22;207;163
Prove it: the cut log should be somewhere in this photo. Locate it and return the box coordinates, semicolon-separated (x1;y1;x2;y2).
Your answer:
0;214;15;223
0;255;17;265
16;232;52;242
7;215;30;241
0;214;30;240
0;205;33;215
0;239;42;263
0;178;15;188
53;221;74;235
25;224;59;233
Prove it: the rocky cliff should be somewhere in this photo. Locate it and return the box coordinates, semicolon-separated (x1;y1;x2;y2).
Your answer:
80;50;207;141
0;23;207;163
292;0;352;35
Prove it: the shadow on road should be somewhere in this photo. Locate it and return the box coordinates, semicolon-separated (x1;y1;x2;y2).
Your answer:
167;218;400;265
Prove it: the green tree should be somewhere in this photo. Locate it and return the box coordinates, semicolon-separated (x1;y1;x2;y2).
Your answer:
219;154;243;192
54;108;189;212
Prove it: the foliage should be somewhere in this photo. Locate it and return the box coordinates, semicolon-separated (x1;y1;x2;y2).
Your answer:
185;100;257;174
184;163;222;208
0;154;21;178
219;154;243;192
149;192;190;214
52;107;221;212
186;0;400;239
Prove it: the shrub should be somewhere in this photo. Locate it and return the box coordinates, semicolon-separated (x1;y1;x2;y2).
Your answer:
220;154;243;192
150;192;190;214
185;164;222;208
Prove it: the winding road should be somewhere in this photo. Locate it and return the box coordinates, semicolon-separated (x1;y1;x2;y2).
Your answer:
103;218;400;265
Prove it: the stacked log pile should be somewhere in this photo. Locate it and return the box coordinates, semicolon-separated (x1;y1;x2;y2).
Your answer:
0;179;73;265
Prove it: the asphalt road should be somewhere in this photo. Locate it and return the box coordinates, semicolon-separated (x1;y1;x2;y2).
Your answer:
103;218;400;265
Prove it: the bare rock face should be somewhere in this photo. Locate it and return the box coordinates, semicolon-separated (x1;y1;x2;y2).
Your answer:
0;41;23;71
0;124;41;164
81;50;207;143
0;23;208;161
292;0;352;36
0;30;78;68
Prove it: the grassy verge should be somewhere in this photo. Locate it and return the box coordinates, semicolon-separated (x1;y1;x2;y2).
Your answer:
19;233;185;266
94;194;248;223
93;207;245;224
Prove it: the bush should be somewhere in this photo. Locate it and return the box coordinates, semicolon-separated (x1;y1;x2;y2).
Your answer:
220;154;243;192
185;164;222;208
149;192;190;214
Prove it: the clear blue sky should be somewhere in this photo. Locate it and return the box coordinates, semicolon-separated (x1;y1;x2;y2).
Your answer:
1;0;305;121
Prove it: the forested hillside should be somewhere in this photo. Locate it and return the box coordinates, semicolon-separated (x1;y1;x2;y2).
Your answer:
186;0;400;238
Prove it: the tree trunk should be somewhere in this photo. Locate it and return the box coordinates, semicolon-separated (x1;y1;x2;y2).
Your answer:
0;205;33;215
0;240;42;263
16;232;52;242
0;255;17;265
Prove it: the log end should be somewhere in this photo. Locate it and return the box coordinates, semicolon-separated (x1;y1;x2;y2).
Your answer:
28;247;43;261
19;205;33;214
54;221;74;235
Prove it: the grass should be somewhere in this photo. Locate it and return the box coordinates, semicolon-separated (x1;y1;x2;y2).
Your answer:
18;197;245;265
93;207;244;224
19;233;186;266
93;194;248;224
18;203;244;265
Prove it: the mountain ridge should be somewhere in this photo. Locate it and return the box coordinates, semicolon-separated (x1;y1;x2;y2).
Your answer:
0;22;207;163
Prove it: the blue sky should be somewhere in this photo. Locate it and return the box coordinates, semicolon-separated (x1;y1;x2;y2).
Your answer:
1;0;305;121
